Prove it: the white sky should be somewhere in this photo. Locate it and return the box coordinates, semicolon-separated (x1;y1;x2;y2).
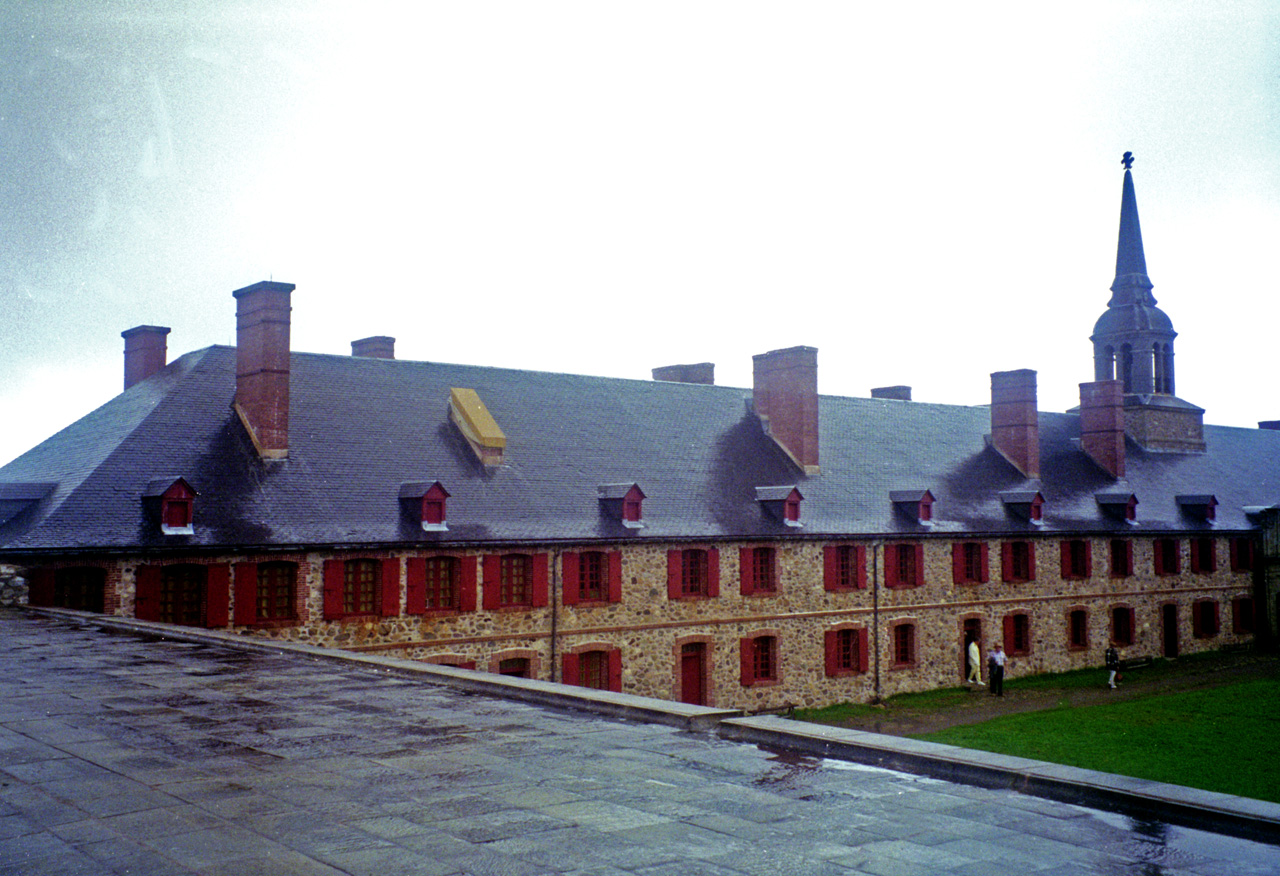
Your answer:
1;1;1277;467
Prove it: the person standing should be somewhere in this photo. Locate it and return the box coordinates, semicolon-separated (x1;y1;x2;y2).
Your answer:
1105;643;1120;689
967;637;984;685
988;642;1006;696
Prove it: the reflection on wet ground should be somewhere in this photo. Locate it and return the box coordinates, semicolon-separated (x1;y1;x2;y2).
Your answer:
1;609;1277;875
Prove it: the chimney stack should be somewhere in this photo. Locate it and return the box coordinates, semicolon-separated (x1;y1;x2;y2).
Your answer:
121;325;171;390
871;385;912;401
652;362;715;385
990;369;1039;478
1079;380;1126;478
352;336;395;359
233;280;295;460
753;346;819;474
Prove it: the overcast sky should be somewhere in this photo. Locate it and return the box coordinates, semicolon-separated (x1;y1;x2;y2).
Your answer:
2;1;1277;467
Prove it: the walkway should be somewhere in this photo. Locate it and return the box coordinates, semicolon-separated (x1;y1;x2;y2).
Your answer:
1;609;1277;875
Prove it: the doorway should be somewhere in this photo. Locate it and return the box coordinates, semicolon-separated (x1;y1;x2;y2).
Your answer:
680;643;706;705
1162;604;1179;658
962;618;983;681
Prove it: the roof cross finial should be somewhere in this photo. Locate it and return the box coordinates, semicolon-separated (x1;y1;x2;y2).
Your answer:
1121;151;1134;170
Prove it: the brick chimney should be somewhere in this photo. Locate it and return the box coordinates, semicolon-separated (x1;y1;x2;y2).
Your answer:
989;369;1039;478
1079;380;1125;478
233;281;294;460
652;362;714;385
351;336;395;359
753;346;819;474
121;325;171;390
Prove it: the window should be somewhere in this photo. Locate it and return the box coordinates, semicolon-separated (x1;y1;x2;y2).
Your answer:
424;556;459;610
1154;538;1180;576
344;559;380;615
54;567;106;613
563;551;621;605
481;554;549;609
740;546;777;596
323;557;399;620
500;554;531;606
136;563;228;627
1233;597;1255;634
824;626;868;676
666;548;719;599
1189;537;1216;574
406;555;476;615
1004;613;1031;656
1060;540;1091;580
563;647;622;692
885;543;924;589
1110;539;1133;578
1002;540;1035;583
499;657;531;677
1192;600;1219;638
1230;537;1256;573
256;562;297;621
891;622;916;668
1111;606;1135;647
1068;609;1088;650
161;564;207;627
952;542;988;585
740;635;778;686
823;545;866;591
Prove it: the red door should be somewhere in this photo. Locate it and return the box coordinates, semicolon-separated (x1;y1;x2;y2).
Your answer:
680;643;706;705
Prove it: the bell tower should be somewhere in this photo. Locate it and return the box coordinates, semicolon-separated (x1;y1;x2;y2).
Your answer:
1089;153;1204;452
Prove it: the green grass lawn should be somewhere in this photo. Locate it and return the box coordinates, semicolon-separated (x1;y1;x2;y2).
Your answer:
916;678;1280;803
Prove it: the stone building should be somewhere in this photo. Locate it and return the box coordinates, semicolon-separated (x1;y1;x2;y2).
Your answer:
1;159;1276;711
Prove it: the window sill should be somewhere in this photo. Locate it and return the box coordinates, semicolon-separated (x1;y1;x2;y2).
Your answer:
742;678;780;688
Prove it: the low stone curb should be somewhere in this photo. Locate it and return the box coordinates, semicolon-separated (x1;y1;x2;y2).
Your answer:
29;607;1280;845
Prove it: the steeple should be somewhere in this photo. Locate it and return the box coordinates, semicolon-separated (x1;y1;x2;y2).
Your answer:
1109;153;1154;307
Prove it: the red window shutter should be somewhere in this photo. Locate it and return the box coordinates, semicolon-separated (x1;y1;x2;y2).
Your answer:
824;629;838;677
1153;541;1165;576
28;567;54;607
562;552;580;606
1083;542;1093;577
1229;538;1239;572
1060;542;1071;578
322;559;345;620
1001;542;1014;583
380;558;400;617
667;550;682;600
885;546;900;589
607;648;622;693
1189;538;1201;572
1027;543;1036;581
857;629;869;673
854;546;867;588
206;564;230;628
739;637;754;686
1126;607;1137;639
979;543;989;583
606;551;622;603
405;558;426;615
740;547;755;596
1212;600;1220;632
562;652;580;686
707;548;720;597
952;543;965;584
459;556;477;612
482;555;500;610
912;544;925;587
135;565;161;621
823;546;839;591
1003;615;1016;652
233;562;258;625
530;554;549;607
1232;599;1242;632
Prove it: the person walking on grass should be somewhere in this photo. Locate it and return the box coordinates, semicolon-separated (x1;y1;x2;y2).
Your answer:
988;642;1006;696
967;637;984;685
1105;643;1120;689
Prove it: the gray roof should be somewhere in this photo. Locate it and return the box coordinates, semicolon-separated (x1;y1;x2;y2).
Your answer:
1;345;1278;555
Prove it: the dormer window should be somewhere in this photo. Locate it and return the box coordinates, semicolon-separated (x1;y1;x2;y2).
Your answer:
755;486;803;527
144;477;197;536
1097;492;1138;524
890;490;934;525
598;483;646;529
1000;490;1044;524
1176;494;1217;523
399;481;450;531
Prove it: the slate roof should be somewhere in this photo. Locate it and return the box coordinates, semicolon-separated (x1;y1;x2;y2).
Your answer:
1;344;1278;556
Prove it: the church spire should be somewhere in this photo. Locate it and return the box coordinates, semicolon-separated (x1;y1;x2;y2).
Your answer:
1109;152;1155;307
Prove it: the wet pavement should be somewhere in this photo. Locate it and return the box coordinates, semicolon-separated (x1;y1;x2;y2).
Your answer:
1;609;1277;875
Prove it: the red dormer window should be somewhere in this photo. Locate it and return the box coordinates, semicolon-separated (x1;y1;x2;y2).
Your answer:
145;477;197;536
1097;492;1138;523
1176;494;1217;522
400;481;450;531
755;486;803;527
623;491;643;523
1029;494;1043;521
423;482;449;527
890;490;934;524
1000;491;1044;524
599;483;646;529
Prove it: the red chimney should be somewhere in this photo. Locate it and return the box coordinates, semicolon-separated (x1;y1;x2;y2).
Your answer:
352;336;395;359
1079;380;1125;478
121;325;171;389
233;281;294;460
753;346;819;474
990;369;1039;478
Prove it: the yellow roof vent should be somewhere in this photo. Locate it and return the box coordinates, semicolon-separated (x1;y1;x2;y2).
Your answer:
449;387;506;466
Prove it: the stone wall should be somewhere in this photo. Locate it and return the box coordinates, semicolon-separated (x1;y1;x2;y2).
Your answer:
0;564;25;607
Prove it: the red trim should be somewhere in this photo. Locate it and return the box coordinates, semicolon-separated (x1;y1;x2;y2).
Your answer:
562;552;580;606
707;548;720;597
607;648;623;693
824;629;839;677
885;545;901;589
322;559;344;620
739;547;755;596
206;564;230;628
380;558;400;617
607;551;623;603
135;565;161;621
233;562;258;625
459;556;477;612
562;652;580;686
405;558;426;615
666;550;682;600
482;555;500;609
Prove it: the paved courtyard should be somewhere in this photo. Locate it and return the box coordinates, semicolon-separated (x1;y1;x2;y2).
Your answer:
0;609;1276;875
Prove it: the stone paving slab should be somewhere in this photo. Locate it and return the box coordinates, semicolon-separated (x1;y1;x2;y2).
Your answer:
1;608;1279;875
